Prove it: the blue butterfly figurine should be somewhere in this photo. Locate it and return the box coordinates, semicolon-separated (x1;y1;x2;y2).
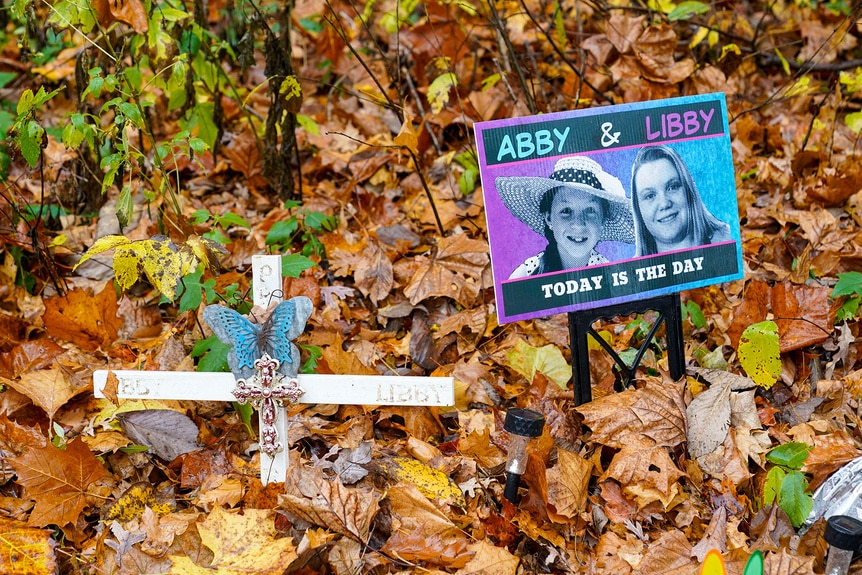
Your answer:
202;296;313;380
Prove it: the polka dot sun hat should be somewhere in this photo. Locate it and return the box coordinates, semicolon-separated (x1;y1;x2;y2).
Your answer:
495;156;635;244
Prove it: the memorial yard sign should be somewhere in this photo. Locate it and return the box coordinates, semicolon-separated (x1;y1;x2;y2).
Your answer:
475;93;744;323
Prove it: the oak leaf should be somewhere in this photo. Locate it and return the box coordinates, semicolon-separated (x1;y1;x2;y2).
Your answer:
354;241;393;303
196;507;296;574
0;517;57;575
9;437;110;527
576;381;687;449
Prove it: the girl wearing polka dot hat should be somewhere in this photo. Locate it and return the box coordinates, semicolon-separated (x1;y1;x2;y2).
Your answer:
495;156;635;278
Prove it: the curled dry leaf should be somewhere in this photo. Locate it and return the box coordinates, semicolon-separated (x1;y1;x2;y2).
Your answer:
576;381;687;449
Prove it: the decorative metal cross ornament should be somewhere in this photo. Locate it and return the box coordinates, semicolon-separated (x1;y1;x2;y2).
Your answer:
232;353;303;456
93;255;454;485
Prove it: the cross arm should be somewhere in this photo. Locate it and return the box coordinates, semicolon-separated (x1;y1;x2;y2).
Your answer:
93;370;455;406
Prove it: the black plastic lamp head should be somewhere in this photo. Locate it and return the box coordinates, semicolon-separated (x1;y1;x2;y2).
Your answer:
824;515;862;575
503;408;545;503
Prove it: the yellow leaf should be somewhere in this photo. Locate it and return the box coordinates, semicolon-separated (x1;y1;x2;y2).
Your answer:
0;517;57;575
427;72;457;114
72;234;130;270
113;244;141;291
138;237;183;300
107;482;171;522
197;507;296;574
506;339;572;390
379;457;465;507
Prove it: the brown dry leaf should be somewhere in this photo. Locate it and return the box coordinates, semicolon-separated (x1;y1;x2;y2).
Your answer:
394;114;419;155
0;516;57;575
686;378;731;459
590;531;635;574
102;370;120;406
278;456;380;542
319;334;378;376
9;437;110;528
354;241;393;303
604;13;645;54
633;25;695;84
802;429;861;489
576;381;687;449
0;367;88;419
382;527;471;569
108;0;148;33
458;428;505;468
762;548;815;575
690;505;727;561
196;507;296;574
727;280;832;352
0;339;65;379
42;284;121;351
402;233;489;307
602;446;685;509
633;529;694;575
546;448;591;521
454;539;518;575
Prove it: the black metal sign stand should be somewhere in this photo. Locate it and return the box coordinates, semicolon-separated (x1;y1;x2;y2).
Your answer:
568;293;685;405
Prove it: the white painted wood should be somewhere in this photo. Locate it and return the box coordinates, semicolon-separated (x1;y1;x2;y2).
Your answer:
93;370;455;406
251;255;288;482
94;254;454;485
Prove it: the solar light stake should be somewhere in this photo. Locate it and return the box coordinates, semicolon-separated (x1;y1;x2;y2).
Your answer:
503;408;545;503
825;515;862;575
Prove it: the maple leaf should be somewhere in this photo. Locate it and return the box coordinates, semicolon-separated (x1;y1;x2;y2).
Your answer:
196;507;296;574
0;517;57;575
9;437;110;528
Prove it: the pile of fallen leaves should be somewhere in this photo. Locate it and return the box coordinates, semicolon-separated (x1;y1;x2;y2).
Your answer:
2;1;862;573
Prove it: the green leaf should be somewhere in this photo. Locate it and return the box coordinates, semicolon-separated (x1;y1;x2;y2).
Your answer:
304;211;336;231
116;186;134;230
766;442;811;470
682;300;707;329
16;89;35;115
427;72;457;114
214;212;250;229
266;219;299;246
832;271;862;297
778;471;812;528
282;253;316;278
737;320;780;388
192;334;231;372
18;120;43;168
836;295;861;322
846;112;862;135
178;268;214;314
0;72;16;89
296;113;320;136
762;466;785;506
668;1;710;21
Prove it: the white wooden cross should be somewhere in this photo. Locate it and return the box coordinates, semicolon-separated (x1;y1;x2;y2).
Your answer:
94;255;454;484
